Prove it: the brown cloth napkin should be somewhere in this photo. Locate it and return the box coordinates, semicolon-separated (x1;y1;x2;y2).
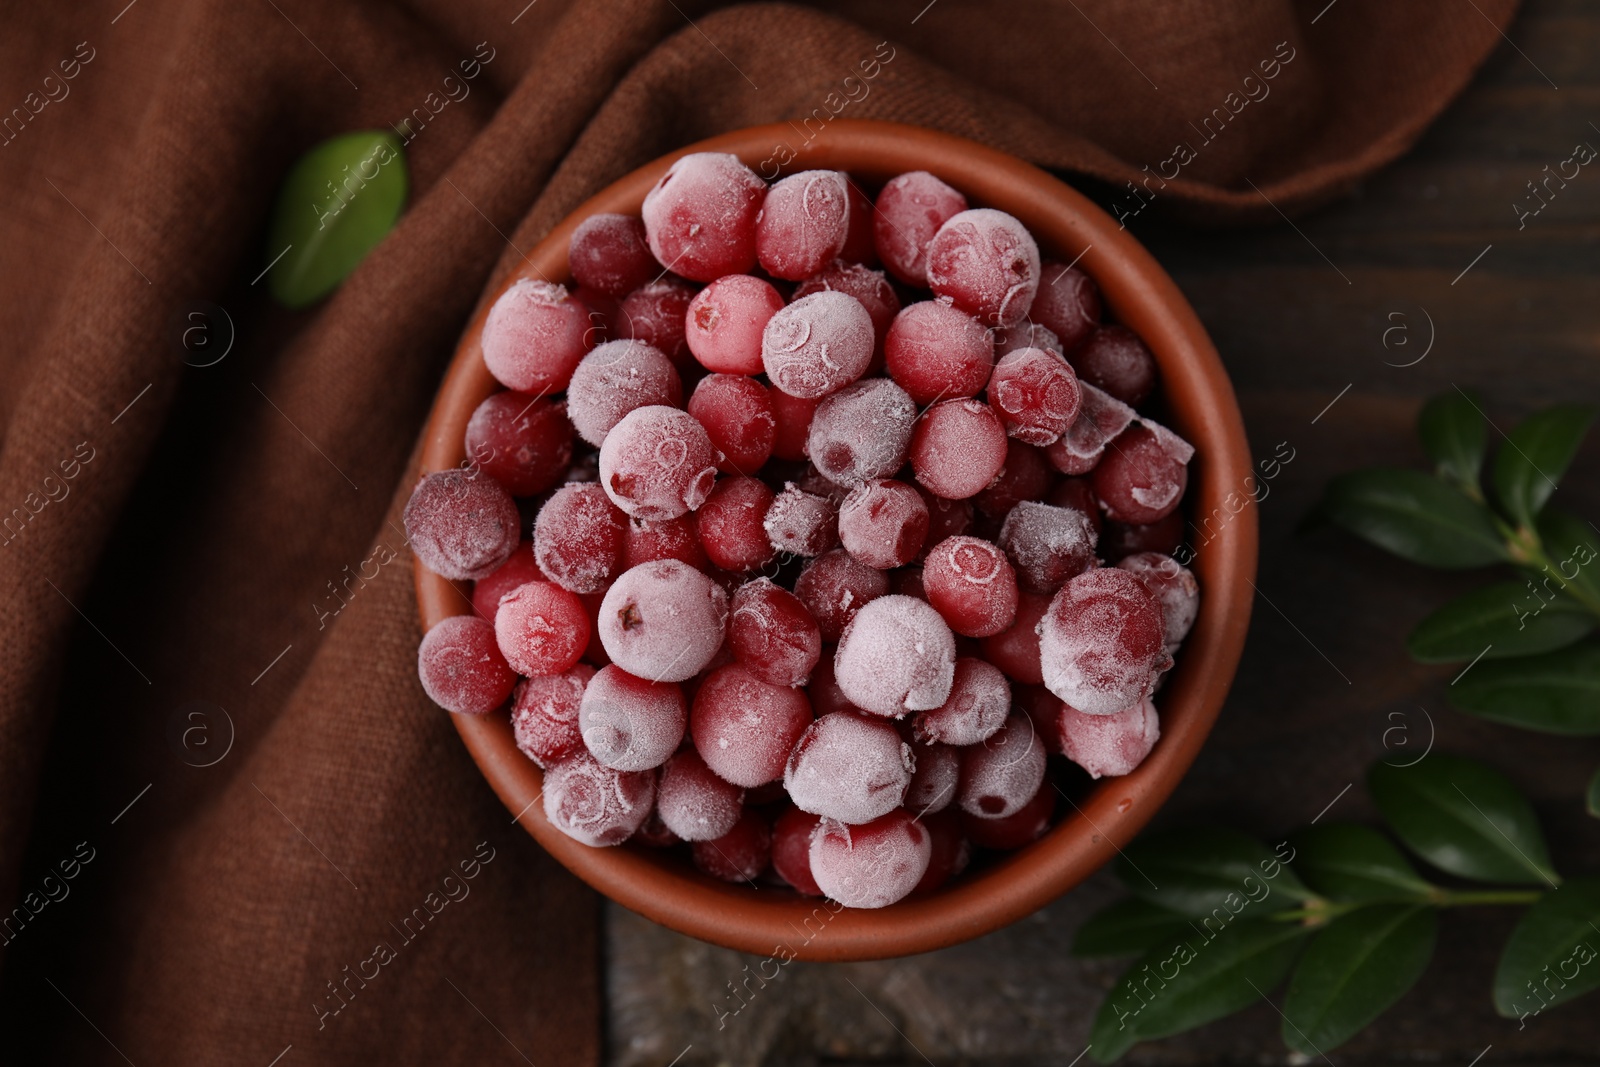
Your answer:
0;0;1514;1062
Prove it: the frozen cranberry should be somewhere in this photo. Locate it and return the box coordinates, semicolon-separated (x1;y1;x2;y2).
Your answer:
417;615;515;715
1029;261;1102;353
975;440;1054;520
598;405;720;520
768;388;820;462
695;476;776;572
495;580;590;676
545;750;656;846
656;748;744;840
838;480;928;570
691;662;813;787
926;209;1040;327
957;712;1046;820
834;595;957;716
1039;567;1170;715
1118;552;1199;649
771;807;824;895
569;213;657;297
979;590;1051;684
404;469;520;581
641;152;766;282
1045;383;1136;475
684;275;785;375
840;179;878;266
481;278;593;394
566;340;682;448
686;374;775;475
535;483;626;594
578;664;685;771
914;656;1009;745
793;261;900;361
764;483;840;558
762;291;874;399
874;171;968;286
729;578;822;687
913;809;971;893
757;170;850;280
597;560;728;682
993;321;1063;357
1070;325;1157;406
785;711;913;823
794;549;889;642
623;515;708;571
884;300;994;404
960;779;1053;850
806;378;917;489
918;488;974;555
464;392;574;497
473;540;543;622
921;536;1018;639
511;664;593;767
1047;477;1103;535
1092;421;1193;525
1100;511;1185;561
810;810;931;908
904;741;960;816
998;501;1097;594
909;399;1008;501
692;808;772;882
1060;696;1160;779
618;278;697;369
987;347;1082;447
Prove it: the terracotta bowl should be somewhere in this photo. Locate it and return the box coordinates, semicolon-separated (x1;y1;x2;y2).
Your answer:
414;119;1257;961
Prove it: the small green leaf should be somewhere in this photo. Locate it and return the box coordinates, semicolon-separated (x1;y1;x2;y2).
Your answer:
1449;643;1600;736
1321;469;1508;569
1290;824;1436;902
1368;754;1557;887
1587;766;1600;819
1282;905;1437;1054
267;130;408;309
1493;406;1596;528
1419;389;1487;492
1406;581;1594;663
1088;921;1309;1062
1117;827;1313;917
1535;508;1600;606
1492;876;1600;1018
1074;898;1196;958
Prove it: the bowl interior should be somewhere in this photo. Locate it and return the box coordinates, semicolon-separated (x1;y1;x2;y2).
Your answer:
414;120;1257;961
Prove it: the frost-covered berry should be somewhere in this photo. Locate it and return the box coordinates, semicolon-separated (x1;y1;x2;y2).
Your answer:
764;483;840;558
793;260;900;360
1039;567;1170;715
794;549;889;642
926;208;1040;327
975;439;1054;521
403;469;521;581
921;535;1019;638
598;405;720;520
1059;696;1160;779
728;578;821;688
1070;325;1157;406
494;580;590;677
784;712;913;823
997;500;1098;594
913;656;1009;746
884;300;995;404
909;399;1008;500
684;274;784;375
578;663;686;771
691;809;772;882
417;615;515;715
569;213;657;297
838;480;929;570
657;748;744;841
1091;421;1192;525
617;278;697;369
473;541;543;623
1045;382;1135;475
761;291;875;400
566;340;682;448
1028;261;1102;353
833;595;957;716
543;751;655;846
686;374;776;476
465;392;574;497
640;152;766;281
987;347;1082;446
691;662;813;787
874;171;968;286
481;278;593;394
511;664;593;767
979;590;1051;684
806;378;917;489
809;810;931;908
535;483;626;594
756;170;851;280
957;712;1046;820
623;515;708;571
597;560;728;682
904;741;960;816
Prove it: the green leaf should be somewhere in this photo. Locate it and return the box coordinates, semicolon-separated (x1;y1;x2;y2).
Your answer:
1321;468;1508;569
1282;905;1437;1054
1449;643;1600;736
1535;508;1600;607
1290;824;1435;902
1493;406;1596;528
1088;921;1309;1062
1419;389;1487;491
1406;581;1594;663
1493;875;1600;1018
1117;827;1314;917
1588;765;1600;819
267;130;408;309
1074;898;1195;958
1368;754;1557;887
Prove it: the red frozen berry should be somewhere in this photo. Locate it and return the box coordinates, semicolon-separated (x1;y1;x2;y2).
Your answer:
975;439;1054;520
957;712;1046;819
404;469;521;581
987;347;1082;447
691;808;772;882
926;208;1040;327
757;170;851;280
834;595;957;717
979;590;1051;684
913;656;1010;746
481;279;593;394
761;291;874;399
687;374;776;475
794;549;889;642
511;664;593;767
641;152;766;282
691;662;814;788
729;578;822;688
473;540;543;622
921;536;1019;639
1091;421;1192;525
657;748;744;841
495;580;590;677
543;750;655;846
535;483;626;594
884;300;994;405
1070;325;1157;406
417;615;515;715
578;663;686;771
874;171;968;286
684;274;784;375
618;278;697;370
566;339;682;448
809;810;931;908
784;711;913;823
997;500;1097;594
771;807;825;895
806;378;917;489
465;392;574;497
598;405;720;521
909;399;1008;501
763;483;840;558
569;213;657;297
1028;261;1102;353
1059;696;1160;779
695;476;776;573
838;479;929;570
1118;551;1199;649
597;559;728;682
1038;567;1170;715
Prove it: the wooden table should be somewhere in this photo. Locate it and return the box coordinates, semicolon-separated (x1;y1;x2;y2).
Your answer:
607;1;1600;1061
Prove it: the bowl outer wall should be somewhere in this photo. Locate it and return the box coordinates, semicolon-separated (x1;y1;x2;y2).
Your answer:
413;120;1258;961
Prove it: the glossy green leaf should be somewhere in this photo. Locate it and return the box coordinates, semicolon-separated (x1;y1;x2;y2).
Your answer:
1282;905;1437;1054
1535;508;1600;607
1074;898;1196;958
267;130;408;309
1321;469;1508;569
1493;876;1600;1018
1418;389;1487;492
1088;921;1309;1063
1117;827;1314;917
1290;824;1435;902
1368;754;1557;887
1449;643;1600;736
1493;406;1596;528
1406;581;1594;663
1587;765;1600;819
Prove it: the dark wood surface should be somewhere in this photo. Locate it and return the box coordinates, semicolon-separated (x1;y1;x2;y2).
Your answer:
605;1;1600;1063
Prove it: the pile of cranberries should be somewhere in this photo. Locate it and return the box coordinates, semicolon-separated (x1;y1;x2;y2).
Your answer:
405;154;1199;910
